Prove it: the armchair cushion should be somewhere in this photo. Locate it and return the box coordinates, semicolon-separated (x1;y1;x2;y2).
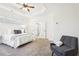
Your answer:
52;45;72;55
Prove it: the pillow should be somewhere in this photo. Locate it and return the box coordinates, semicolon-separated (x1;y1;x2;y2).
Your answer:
14;30;22;34
55;41;63;47
21;29;25;33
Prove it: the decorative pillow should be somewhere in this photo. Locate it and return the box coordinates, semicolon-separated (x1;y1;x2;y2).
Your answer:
55;41;63;47
21;29;25;33
14;30;22;34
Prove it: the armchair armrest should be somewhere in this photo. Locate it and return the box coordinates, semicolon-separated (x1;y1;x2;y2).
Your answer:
50;43;56;48
52;45;65;52
50;43;55;45
50;40;55;46
64;48;75;52
64;48;75;54
63;48;75;55
50;43;56;51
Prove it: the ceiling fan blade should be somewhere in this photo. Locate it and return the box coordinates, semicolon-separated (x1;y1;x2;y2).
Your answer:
27;8;30;12
23;3;29;7
28;6;35;8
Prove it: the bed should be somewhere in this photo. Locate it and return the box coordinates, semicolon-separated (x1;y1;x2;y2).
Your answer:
1;33;33;48
0;24;37;48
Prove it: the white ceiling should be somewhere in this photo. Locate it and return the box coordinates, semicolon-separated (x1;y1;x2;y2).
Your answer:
0;3;79;25
0;3;47;16
0;3;48;25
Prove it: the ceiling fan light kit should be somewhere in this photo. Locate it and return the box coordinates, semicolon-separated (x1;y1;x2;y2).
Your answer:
16;3;47;16
17;3;35;12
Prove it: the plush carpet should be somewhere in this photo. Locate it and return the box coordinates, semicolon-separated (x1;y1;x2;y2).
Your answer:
0;38;52;56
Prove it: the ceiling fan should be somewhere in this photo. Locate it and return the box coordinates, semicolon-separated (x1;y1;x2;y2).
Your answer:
16;3;35;12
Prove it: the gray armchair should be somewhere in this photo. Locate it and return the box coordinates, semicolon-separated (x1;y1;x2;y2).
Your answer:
50;35;78;56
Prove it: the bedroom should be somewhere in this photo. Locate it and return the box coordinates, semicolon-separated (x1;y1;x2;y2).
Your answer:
0;3;51;56
0;3;79;56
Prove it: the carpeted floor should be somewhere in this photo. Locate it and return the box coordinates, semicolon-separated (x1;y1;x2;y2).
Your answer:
0;38;52;56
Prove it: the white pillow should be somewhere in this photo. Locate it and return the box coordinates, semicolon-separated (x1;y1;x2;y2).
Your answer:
20;29;25;33
55;41;63;47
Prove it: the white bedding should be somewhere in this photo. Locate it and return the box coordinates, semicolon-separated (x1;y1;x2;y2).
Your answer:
2;33;33;48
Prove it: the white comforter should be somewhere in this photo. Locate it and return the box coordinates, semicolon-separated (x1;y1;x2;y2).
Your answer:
2;33;33;48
